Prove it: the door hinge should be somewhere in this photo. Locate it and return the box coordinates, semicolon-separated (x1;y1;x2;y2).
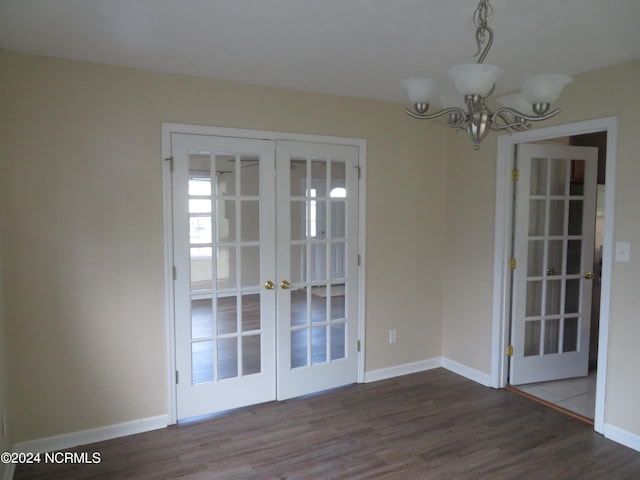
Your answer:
357;340;361;352
508;258;517;270
165;156;174;173
511;168;519;181
357;254;361;266
172;266;177;280
505;345;514;357
175;370;179;384
356;166;361;179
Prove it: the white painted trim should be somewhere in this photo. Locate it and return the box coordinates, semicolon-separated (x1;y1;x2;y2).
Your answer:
363;357;492;387
11;415;168;455
603;424;640;453
364;358;442;383
593;118;618;435
442;357;492;387
161;122;365;149
161;129;177;425
1;463;14;480
161;123;367;419
357;142;367;384
490;138;516;389
492;116;618;436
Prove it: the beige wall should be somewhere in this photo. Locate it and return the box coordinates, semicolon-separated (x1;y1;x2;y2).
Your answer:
442;131;497;373
0;49;445;442
442;59;640;436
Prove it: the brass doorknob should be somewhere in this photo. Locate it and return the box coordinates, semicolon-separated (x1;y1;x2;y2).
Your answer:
264;280;275;290
280;280;291;290
546;267;556;276
584;272;595;280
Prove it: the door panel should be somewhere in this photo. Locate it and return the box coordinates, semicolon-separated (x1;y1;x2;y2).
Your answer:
510;143;598;385
173;134;276;419
276;141;359;400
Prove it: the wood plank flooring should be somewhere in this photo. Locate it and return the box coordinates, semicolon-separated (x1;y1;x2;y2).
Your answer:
14;369;640;479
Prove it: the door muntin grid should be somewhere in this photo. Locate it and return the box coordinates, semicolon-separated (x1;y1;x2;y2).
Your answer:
289;157;349;368
523;156;587;357
188;152;264;384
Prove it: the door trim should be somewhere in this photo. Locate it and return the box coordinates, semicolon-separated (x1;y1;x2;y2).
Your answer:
491;116;618;435
161;123;367;425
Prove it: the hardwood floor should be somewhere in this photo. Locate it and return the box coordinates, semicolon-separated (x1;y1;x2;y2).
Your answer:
15;369;640;479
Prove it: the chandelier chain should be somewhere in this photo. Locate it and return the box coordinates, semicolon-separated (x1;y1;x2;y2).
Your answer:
472;0;494;64
472;0;493;32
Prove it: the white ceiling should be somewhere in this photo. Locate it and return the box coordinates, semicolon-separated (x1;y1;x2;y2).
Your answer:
1;0;639;104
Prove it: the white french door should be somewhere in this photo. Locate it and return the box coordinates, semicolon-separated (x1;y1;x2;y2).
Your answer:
510;143;598;385
275;141;359;400
171;133;360;419
172;134;277;419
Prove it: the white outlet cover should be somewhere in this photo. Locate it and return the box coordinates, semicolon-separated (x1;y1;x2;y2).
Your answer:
389;329;397;344
615;241;631;262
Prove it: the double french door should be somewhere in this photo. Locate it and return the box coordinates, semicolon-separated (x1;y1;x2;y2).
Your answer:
170;134;359;419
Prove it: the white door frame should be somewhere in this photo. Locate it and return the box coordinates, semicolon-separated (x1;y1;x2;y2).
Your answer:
491;116;618;434
162;122;367;425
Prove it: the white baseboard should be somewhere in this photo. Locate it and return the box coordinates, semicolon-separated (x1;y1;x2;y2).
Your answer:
363;357;493;387
11;414;168;456
364;357;442;383
603;423;640;453
441;357;492;387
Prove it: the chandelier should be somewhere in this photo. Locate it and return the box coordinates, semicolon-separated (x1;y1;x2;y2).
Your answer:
401;0;573;150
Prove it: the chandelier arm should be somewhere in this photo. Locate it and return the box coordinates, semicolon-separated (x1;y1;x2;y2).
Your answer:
403;107;467;126
490;120;526;132
493;106;561;123
490;111;528;131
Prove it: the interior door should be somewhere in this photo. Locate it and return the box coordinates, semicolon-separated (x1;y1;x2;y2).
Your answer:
510;143;598;385
172;134;276;419
275;141;359;399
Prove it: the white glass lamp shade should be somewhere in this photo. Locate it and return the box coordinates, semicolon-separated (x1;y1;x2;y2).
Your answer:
440;93;466;109
401;76;436;104
496;92;535;116
521;74;573;104
448;64;503;95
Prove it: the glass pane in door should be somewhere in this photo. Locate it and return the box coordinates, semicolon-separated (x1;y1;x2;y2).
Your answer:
522;152;592;361
529;158;547;195
188;154;215;384
289;156;349;369
188;152;264;385
549;158;567;195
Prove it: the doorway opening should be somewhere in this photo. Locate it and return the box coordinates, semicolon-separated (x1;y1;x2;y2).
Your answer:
162;124;367;424
491;117;618;435
508;132;606;423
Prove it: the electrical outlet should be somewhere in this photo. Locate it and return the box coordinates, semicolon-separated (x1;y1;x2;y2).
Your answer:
389;329;397;344
615;241;630;262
